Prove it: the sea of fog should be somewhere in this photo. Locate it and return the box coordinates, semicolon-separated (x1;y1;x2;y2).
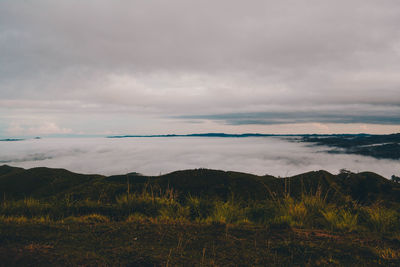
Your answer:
0;137;398;178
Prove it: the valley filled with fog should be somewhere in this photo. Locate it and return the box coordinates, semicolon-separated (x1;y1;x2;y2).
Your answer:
0;137;398;178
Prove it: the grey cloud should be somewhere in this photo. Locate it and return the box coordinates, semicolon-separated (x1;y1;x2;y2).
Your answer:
0;0;400;133
179;109;400;125
2;1;399;72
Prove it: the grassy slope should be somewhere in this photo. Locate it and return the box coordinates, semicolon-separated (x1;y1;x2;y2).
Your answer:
1;165;400;266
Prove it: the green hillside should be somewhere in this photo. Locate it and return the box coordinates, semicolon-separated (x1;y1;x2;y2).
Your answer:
1;165;400;266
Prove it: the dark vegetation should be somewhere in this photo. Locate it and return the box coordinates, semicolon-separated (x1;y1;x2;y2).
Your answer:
1;165;400;266
302;133;400;160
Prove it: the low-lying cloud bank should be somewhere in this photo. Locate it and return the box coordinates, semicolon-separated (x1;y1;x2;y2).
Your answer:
0;137;398;178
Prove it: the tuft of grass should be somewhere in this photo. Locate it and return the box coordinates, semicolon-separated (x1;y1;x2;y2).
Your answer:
363;205;399;233
70;214;110;223
116;186;179;218
126;213;147;223
322;209;358;232
302;191;327;214
287;201;308;224
209;201;247;224
159;203;190;220
0;215;28;224
31;215;52;223
0;214;52;224
375;247;400;260
23;197;41;208
270;187;329;228
116;193;162;217
274;196;308;227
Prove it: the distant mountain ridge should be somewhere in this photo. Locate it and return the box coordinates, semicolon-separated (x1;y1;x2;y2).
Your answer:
107;133;376;138
108;133;281;138
302;133;400;159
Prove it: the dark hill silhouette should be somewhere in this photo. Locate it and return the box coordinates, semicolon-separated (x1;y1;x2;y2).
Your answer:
0;166;104;200
338;171;400;203
151;169;278;201
1;165;399;205
0;165;24;176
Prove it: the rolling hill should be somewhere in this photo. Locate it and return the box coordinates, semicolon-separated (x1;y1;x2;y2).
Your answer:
1;165;399;205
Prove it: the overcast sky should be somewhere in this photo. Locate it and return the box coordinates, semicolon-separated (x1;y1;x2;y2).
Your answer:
1;0;400;137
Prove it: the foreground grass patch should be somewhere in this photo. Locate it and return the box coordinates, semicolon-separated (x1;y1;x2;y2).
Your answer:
1;220;399;266
1;224;399;266
1;191;399;234
1;179;400;266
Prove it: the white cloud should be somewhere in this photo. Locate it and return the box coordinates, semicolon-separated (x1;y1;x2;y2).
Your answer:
0;137;398;178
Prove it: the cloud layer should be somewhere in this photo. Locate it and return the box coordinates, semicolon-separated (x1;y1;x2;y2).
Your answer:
1;0;400;135
0;137;398;178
